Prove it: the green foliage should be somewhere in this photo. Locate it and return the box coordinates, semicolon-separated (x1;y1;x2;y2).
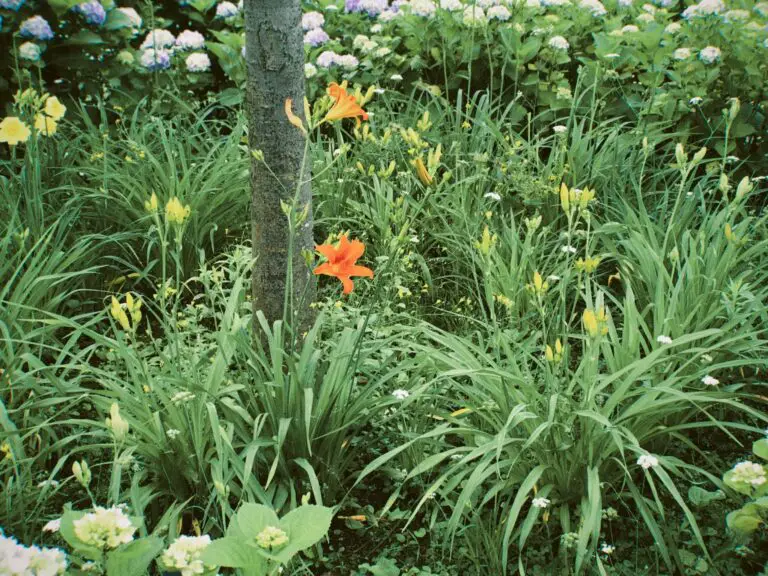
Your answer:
201;503;334;575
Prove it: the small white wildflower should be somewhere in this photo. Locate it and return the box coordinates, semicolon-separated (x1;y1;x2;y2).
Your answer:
532;497;550;508
37;479;60;489
701;375;719;386
561;245;577;254
43;518;62;533
304;63;317;78
656;335;672;344
392;389;410;400
553;125;567;134
701;353;713;363
600;543;616;555
390;73;403;81
689;96;703;105
637;454;659;469
166;428;181;440
484;192;502;201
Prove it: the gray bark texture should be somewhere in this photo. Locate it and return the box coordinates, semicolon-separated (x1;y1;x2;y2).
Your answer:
244;0;315;332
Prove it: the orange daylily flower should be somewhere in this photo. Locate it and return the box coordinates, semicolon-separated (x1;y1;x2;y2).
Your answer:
313;234;373;294
284;98;307;135
325;83;369;125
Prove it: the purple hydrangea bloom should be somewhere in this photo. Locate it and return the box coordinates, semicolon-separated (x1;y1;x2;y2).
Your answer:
0;0;25;11
362;0;389;15
316;50;340;68
19;15;54;41
76;1;107;26
302;11;325;30
303;28;330;47
140;48;171;71
345;0;362;12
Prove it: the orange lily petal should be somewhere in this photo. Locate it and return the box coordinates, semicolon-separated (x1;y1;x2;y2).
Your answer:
339;276;354;294
312;262;336;276
347;265;374;278
315;243;339;262
285;98;306;135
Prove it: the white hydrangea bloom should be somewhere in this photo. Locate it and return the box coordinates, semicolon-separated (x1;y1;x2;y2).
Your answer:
160;535;213;576
117;7;142;28
579;0;607;16
411;0;438;16
673;47;691;60
304;62;317;78
548;35;569;50
301;11;325;30
462;5;486;25
532;497;550;508
664;21;681;33
487;5;511;19
731;461;767;486
72;506;137;549
140;28;175;49
440;0;464;10
176;30;206;50
682;0;724;18
698;45;721;64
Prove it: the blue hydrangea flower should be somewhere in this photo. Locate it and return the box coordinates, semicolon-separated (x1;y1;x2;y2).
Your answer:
19;41;42;61
140;48;171;71
345;0;362;12
76;1;107;26
215;1;239;18
303;28;330;47
0;0;25;11
19;16;54;41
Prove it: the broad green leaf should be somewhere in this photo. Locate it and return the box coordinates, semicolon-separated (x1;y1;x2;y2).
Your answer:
753;439;768;462
59;510;104;561
200;537;266;569
271;505;334;564
234;503;280;539
105;536;164;576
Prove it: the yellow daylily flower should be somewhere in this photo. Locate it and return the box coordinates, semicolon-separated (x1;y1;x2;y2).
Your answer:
44;96;67;121
165;197;191;226
34;114;57;136
0;117;31;146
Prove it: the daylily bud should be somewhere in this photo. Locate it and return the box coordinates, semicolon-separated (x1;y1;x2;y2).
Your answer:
72;460;91;487
692;147;707;163
675;143;686;166
105;403;129;443
728;98;740;122
736;176;752;200
718;173;729;195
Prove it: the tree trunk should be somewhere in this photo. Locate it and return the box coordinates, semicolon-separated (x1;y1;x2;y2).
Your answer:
244;0;314;333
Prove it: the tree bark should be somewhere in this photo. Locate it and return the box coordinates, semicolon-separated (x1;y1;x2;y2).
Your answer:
244;0;315;333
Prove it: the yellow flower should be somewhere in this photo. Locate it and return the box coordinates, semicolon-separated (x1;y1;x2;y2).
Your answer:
110;296;131;331
474;225;497;256
724;223;733;242
527;271;549;296
44;96;67;121
34;114;57;136
583;307;609;337
1;442;12;461
165;197;191;225
144;192;159;213
413;157;433;186
0;117;31;146
546;338;564;362
575;256;601;273
559;182;570;212
105;403;129;443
